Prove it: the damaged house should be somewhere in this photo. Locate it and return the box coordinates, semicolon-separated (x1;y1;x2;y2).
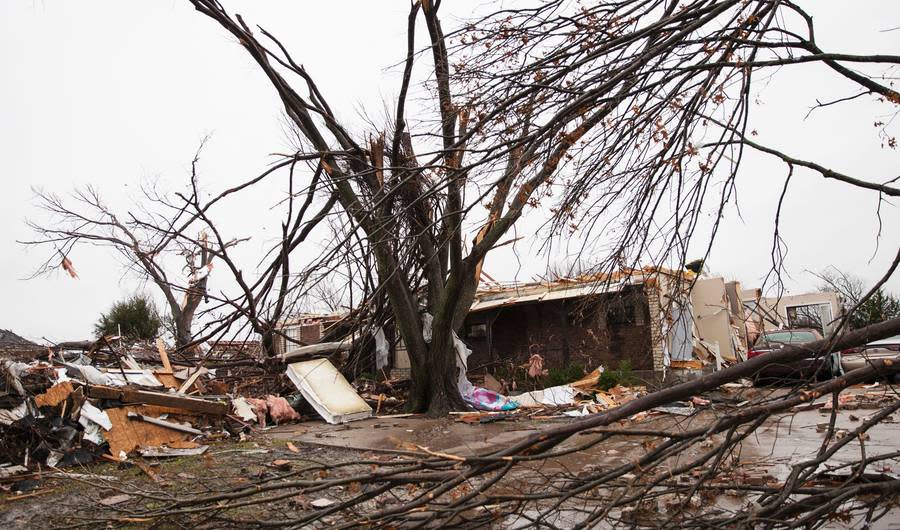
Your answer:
459;268;721;379
276;268;765;381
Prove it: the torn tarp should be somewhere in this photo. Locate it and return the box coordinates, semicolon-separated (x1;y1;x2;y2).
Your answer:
452;333;517;411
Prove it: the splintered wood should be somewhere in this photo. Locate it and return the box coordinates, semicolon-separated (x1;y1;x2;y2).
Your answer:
103;406;192;457
34;381;74;408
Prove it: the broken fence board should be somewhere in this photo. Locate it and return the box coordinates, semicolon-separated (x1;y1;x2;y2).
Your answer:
177;368;204;394
156;338;173;373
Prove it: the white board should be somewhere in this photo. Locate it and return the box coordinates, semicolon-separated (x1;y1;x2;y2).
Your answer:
286;358;372;424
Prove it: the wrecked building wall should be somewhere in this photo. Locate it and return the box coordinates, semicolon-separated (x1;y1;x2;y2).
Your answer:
644;282;667;371
758;291;843;335
463;286;654;372
691;277;745;362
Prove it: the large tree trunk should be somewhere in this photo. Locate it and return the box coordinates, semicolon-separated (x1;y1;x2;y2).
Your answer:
407;329;469;416
260;328;277;358
173;312;193;351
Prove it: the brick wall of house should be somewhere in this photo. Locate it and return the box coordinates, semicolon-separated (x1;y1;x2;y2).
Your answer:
463;286;654;372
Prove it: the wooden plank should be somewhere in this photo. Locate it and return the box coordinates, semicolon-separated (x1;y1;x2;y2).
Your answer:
156;338;173;373
85;385;228;415
177;368;204;394
34;381;74;408
154;372;180;390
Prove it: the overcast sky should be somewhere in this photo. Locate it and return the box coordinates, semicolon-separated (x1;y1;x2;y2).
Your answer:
1;1;898;343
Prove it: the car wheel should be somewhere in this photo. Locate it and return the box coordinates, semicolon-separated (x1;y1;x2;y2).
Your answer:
815;358;833;382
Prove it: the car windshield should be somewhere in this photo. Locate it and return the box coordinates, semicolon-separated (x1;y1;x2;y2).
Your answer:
760;331;817;345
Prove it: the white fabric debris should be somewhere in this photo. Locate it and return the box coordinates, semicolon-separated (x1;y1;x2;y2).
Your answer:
422;313;433;343
0;402;28;425
1;361;29;396
374;327;389;371
453;332;474;398
64;363;114;386
511;385;577;408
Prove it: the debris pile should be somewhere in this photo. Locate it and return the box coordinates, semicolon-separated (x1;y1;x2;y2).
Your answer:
508;366;647;417
0;336;316;483
1;346;232;477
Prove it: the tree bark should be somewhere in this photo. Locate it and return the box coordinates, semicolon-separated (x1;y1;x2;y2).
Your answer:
407;332;469;416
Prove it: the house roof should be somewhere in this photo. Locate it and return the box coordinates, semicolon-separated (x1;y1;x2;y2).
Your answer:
471;279;630;312
471;266;696;313
0;329;38;347
279;313;347;327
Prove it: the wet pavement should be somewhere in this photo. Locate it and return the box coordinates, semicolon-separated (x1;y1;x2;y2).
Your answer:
268;384;900;528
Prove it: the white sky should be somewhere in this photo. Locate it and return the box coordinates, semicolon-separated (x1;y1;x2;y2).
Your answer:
1;1;898;343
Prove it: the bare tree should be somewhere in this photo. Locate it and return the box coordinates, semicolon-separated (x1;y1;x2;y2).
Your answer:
817;267;900;329
179;0;899;415
22;147;337;357
22;183;233;352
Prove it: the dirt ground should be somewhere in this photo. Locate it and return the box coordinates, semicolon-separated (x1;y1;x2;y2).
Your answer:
2;385;898;528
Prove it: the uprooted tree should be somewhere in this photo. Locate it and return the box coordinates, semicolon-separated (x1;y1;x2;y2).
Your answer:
181;0;899;415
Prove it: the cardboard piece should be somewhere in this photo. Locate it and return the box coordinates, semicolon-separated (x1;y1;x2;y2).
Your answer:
35;381;74;408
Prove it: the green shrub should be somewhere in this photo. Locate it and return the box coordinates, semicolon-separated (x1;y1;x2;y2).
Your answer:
95;294;161;341
545;364;585;387
597;359;637;390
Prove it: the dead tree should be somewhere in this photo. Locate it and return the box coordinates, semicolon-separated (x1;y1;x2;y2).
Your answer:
21;183;238;352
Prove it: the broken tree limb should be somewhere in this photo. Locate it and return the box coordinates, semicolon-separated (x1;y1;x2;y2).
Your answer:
85;385;229;415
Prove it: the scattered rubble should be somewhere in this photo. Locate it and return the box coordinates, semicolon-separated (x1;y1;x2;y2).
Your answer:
0;337;315;487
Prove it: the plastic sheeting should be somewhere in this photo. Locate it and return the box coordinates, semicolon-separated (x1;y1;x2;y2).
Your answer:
452;332;518;411
374;327;389;371
511;385;577;408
